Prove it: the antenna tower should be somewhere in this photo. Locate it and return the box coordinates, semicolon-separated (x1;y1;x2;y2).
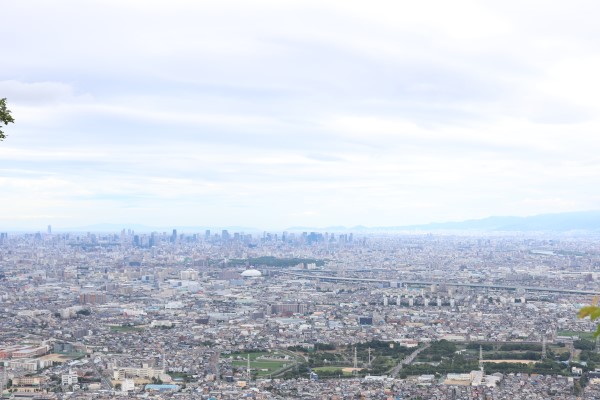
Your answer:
0;368;5;396
247;354;251;381
479;345;484;374
542;336;547;359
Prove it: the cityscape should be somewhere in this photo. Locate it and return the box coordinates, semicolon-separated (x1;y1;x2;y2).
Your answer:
1;227;600;398
3;1;600;399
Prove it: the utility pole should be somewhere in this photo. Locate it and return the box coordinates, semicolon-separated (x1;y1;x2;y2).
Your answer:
0;367;5;396
247;354;251;381
542;336;547;359
479;345;484;374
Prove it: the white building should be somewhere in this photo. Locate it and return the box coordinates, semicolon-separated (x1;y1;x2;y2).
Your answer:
9;359;39;372
180;269;199;281
240;269;262;278
113;364;163;380
62;369;78;386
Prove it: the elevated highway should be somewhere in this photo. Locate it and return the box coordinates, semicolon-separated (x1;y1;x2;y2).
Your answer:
281;271;600;296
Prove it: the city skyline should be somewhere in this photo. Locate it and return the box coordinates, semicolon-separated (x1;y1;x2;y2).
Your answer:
5;208;600;234
2;1;600;230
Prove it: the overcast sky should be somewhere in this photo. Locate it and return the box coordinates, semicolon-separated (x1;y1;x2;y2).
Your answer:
2;1;600;231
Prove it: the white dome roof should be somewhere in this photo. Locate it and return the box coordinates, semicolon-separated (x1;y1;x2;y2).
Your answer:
241;269;262;277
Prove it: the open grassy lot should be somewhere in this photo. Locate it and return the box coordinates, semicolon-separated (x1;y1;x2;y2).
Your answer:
312;366;355;376
557;330;595;341
230;352;295;377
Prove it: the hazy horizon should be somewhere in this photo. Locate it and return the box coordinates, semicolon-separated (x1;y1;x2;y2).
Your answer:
2;1;600;230
2;209;599;233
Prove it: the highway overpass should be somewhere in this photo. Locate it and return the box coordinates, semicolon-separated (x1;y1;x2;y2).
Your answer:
281;271;600;296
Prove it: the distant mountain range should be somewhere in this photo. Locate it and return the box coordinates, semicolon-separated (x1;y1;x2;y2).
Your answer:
396;210;600;232
15;210;600;233
288;210;600;232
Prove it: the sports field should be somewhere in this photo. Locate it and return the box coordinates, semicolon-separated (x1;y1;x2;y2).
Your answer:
231;352;295;377
557;330;595;340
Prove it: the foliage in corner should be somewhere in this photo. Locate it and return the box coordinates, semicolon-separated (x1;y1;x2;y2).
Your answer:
0;98;15;140
578;297;600;337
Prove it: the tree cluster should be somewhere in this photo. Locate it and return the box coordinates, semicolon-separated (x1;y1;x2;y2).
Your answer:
0;98;15;140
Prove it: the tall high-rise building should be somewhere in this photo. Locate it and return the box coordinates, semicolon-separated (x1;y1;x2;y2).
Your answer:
47;225;52;234
149;232;157;247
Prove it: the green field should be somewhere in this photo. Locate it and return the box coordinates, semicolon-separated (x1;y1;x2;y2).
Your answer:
312;366;354;376
557;330;595;340
230;352;296;377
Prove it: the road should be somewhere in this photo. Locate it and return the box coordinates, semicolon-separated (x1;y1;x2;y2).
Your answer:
270;350;304;378
91;360;112;391
208;351;221;379
390;344;430;378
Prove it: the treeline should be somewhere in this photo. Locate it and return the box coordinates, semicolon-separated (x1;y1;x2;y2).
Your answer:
355;340;413;358
400;359;478;378
287;345;308;353
574;339;596;351
466;343;493;351
485;359;569;375
315;343;336;351
229;349;263;355
314;368;367;378
579;350;600;363
287;343;336;353
499;343;542;352
485;351;540;360
294;340;412;372
418;340;457;362
401;359;569;378
465;342;543;352
578;350;600;370
307;351;345;368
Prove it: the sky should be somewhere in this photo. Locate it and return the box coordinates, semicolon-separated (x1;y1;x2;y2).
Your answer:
2;0;600;231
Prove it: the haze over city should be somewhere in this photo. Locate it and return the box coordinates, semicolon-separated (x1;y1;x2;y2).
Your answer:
2;1;600;230
6;3;600;399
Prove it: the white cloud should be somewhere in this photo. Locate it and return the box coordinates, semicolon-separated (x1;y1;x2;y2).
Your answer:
2;1;600;229
0;80;89;105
